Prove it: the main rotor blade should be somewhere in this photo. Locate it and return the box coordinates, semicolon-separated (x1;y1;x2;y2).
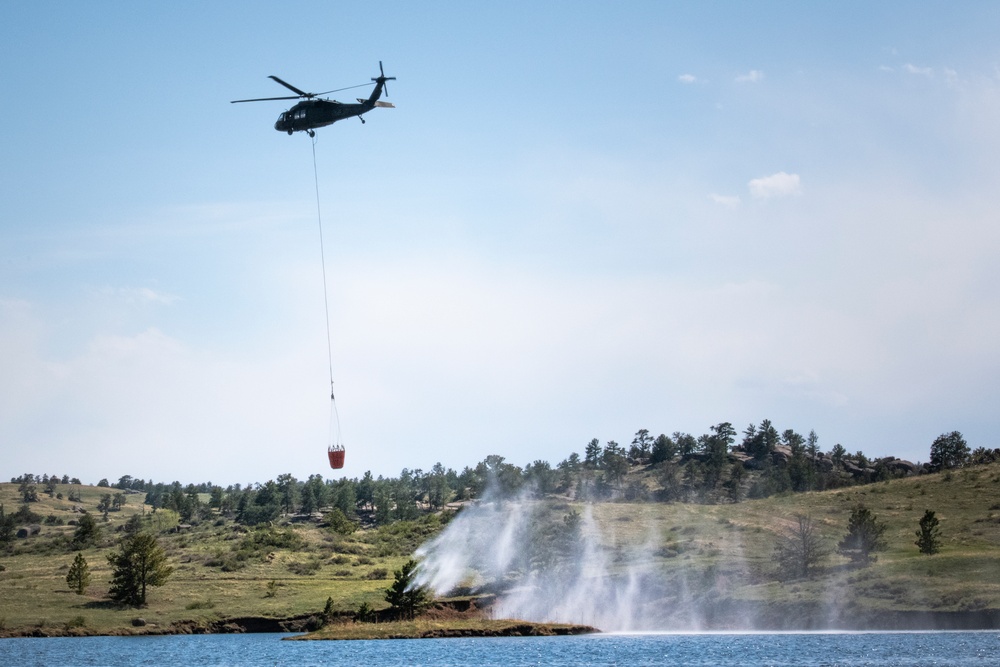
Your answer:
314;82;374;96
230;95;302;103
268;75;311;97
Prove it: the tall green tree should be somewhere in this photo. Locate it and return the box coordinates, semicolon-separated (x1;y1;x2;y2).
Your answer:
837;504;888;565
703;422;735;489
650;433;677;464
674;432;698;457
630;429;653;462
743;420;780;460
0;504;16;545
384;559;431;620
276;473;299;515
107;532;173;606
584;438;602;468
601;442;630;491
929;431;970;471
72;512;101;549
915;509;942;555
66;552;91;595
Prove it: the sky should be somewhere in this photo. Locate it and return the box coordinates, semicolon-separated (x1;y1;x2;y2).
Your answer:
3;2;1000;486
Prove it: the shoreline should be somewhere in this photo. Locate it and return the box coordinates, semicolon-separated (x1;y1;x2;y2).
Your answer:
3;606;1000;638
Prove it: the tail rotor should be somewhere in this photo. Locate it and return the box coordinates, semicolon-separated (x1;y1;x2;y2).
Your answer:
372;60;396;97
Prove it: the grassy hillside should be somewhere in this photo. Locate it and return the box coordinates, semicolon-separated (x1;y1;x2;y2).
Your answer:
0;482;433;635
1;463;999;634
574;463;1000;627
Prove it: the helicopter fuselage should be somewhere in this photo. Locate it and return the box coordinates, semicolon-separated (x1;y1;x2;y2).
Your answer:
274;99;372;134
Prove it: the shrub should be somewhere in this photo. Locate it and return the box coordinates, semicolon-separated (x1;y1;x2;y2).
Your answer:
288;558;322;575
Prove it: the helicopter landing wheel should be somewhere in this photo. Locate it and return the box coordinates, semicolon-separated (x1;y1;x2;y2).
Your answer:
307;129;315;138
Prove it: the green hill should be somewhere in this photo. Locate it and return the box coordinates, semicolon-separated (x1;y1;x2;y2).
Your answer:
1;463;999;635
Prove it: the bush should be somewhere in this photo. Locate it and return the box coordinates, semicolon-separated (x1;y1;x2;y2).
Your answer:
185;599;216;610
65;616;87;630
288;558;322;575
220;558;245;572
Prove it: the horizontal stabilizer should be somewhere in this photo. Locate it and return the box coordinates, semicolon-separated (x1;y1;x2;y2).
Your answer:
358;98;396;108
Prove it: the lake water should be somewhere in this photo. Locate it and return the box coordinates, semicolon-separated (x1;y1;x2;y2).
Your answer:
2;631;998;666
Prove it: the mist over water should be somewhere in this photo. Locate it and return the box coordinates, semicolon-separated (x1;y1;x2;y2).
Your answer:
414;490;675;632
413;489;864;632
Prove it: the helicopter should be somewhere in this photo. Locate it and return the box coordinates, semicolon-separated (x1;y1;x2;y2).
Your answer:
231;61;395;137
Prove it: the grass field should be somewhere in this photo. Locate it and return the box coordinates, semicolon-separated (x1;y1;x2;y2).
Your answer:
0;483;426;634
1;463;999;634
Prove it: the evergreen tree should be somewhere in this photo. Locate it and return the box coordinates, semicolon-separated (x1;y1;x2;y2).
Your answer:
650;433;677;464
915;509;942;555
674;432;698;457
66;552;91;595
837;504;888;565
0;504;15;545
629;429;653;462
584;438;602;468
384;559;431;620
72;512;100;549
107;532;173;606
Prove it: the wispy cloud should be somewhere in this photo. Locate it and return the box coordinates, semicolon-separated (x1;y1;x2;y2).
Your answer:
710;193;741;209
904;63;933;77
736;69;764;83
678;73;698;84
96;286;180;305
748;172;801;199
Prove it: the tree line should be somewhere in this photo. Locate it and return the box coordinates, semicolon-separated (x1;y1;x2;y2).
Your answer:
7;423;999;537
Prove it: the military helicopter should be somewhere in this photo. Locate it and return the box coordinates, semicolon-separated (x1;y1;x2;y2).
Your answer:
231;61;395;137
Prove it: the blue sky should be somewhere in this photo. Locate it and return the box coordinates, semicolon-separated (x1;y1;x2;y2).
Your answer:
3;2;1000;485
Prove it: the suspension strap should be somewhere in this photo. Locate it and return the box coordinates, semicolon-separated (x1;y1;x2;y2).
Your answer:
311;135;342;447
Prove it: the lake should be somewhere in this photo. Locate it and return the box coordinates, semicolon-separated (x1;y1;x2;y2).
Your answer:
2;631;998;666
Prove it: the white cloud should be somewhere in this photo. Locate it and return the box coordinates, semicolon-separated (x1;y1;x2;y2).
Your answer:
747;172;802;199
96;286;180;305
678;74;698;84
904;63;933;77
736;69;764;83
710;193;741;208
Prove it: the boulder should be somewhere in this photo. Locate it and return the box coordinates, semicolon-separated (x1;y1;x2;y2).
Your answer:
886;458;918;475
771;445;794;467
813;455;834;473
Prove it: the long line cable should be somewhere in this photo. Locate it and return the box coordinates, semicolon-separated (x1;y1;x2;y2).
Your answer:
311;134;342;447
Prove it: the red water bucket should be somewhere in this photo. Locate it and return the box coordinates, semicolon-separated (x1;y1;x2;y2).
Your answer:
328;446;345;469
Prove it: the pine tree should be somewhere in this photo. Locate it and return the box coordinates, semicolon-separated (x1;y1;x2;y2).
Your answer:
384;559;431;620
107;532;173;606
915;509;942;555
837;504;888;565
66;552;91;595
72;512;100;549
